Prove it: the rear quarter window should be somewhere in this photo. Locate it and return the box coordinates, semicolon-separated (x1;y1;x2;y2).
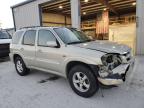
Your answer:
12;31;24;44
23;30;36;46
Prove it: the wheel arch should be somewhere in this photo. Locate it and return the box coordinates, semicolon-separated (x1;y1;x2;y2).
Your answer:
66;61;99;78
13;54;27;66
13;54;22;62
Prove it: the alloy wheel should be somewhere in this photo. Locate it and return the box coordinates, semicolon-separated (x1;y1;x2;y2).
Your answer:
72;72;90;92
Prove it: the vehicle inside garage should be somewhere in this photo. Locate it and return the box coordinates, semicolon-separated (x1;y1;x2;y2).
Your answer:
40;0;136;53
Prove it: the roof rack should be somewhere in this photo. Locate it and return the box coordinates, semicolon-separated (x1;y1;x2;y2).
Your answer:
19;26;43;29
19;26;73;30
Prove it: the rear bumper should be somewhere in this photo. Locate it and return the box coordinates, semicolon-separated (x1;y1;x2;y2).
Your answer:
98;58;135;86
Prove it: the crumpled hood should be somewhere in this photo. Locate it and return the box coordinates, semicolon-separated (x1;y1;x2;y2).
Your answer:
73;40;131;54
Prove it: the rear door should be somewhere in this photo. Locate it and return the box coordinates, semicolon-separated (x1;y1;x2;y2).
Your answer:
20;30;36;66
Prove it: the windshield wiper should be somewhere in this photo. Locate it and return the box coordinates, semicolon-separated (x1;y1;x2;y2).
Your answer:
83;39;94;42
67;41;83;45
67;40;94;45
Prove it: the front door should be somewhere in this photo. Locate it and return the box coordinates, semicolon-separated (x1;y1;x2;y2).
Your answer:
35;29;63;73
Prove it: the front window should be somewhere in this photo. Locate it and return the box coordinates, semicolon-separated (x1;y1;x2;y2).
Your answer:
0;31;11;39
54;28;91;44
38;30;56;46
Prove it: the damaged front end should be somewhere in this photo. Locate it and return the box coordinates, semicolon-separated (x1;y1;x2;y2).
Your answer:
98;52;135;86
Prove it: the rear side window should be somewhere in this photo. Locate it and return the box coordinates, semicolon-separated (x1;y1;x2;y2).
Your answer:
12;31;24;44
23;30;36;46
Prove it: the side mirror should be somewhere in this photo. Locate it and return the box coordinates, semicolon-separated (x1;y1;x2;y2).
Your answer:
46;41;57;47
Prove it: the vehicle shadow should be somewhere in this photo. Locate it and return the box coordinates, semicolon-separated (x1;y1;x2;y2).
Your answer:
30;69;61;83
28;69;121;98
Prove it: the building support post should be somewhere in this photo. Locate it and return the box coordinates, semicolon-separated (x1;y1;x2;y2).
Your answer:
136;0;144;55
70;0;81;29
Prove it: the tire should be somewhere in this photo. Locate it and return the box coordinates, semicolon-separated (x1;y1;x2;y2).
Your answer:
68;65;99;98
14;56;30;76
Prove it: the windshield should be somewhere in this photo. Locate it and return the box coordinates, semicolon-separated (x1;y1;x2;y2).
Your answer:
54;28;91;44
0;31;11;39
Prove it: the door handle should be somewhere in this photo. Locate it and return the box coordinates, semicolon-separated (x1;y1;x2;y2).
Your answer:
20;48;24;51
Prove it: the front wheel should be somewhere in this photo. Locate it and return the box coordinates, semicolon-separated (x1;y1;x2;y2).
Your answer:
68;65;99;98
14;57;30;76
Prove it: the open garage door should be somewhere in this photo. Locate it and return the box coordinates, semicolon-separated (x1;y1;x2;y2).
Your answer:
39;0;136;54
40;0;71;27
80;0;136;53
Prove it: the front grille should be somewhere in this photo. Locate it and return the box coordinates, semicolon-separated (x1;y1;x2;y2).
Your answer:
0;43;10;51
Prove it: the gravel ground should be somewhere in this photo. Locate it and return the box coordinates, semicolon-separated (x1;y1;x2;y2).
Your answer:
0;56;144;108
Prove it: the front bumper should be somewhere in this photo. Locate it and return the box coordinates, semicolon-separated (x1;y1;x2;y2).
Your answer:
98;58;135;86
0;44;10;58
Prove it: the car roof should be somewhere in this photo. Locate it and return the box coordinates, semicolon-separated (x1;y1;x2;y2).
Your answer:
18;26;76;31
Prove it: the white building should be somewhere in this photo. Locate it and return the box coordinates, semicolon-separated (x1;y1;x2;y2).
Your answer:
11;0;144;55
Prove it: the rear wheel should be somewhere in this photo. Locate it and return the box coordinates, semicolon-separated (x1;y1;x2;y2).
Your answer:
14;57;30;76
68;65;99;98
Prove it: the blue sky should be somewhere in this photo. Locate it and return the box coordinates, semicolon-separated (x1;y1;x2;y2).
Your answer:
0;0;26;29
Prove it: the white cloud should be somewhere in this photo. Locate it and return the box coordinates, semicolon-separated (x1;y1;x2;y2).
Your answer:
0;0;26;29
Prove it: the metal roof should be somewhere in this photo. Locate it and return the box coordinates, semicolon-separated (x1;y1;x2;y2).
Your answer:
11;0;36;8
41;0;136;16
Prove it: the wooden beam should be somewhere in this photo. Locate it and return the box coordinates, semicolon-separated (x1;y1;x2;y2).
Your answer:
116;6;136;11
43;6;70;13
110;0;135;5
42;1;70;9
113;4;136;8
63;5;105;13
98;0;119;16
41;0;68;8
42;21;71;25
42;9;69;16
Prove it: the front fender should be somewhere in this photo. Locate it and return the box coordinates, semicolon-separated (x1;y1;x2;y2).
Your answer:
62;56;102;75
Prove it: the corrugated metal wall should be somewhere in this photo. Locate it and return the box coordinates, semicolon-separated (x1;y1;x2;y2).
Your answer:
13;0;51;30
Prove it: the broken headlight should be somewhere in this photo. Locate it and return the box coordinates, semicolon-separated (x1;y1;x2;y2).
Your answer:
101;54;122;70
